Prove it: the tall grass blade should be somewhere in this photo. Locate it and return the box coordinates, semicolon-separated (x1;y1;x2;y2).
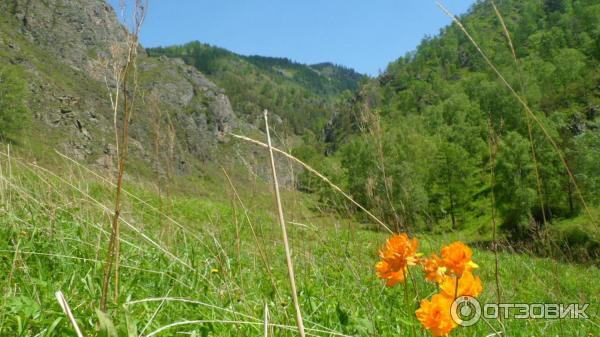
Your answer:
228;132;393;233
264;110;306;337
55;291;85;337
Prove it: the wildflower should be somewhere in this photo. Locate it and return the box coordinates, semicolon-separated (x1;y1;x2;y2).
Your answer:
416;293;457;337
441;242;478;277
421;253;447;284
439;270;482;299
211;268;219;273
375;233;420;287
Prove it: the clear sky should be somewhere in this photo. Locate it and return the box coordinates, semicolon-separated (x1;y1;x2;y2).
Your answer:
107;0;476;75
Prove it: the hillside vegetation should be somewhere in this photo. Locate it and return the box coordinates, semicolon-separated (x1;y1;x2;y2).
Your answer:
148;42;364;134
300;0;600;258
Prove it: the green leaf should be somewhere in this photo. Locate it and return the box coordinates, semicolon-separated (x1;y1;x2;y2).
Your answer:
336;303;349;326
44;317;63;337
125;310;138;337
96;309;118;337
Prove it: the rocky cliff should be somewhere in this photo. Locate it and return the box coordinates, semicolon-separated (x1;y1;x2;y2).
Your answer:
0;0;237;173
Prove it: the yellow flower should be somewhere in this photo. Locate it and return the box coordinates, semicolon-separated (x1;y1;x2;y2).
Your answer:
439;270;483;299
211;268;219;273
441;242;478;277
416;293;457;337
375;233;420;287
421;253;447;284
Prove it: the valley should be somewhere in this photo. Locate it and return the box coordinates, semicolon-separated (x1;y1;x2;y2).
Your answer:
0;0;599;336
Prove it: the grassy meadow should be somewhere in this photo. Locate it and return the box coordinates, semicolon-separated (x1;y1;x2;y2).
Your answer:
0;144;598;337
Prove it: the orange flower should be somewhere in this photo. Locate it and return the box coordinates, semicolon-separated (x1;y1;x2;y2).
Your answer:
421;253;447;284
439;270;483;299
416;293;457;337
375;233;420;287
441;242;478;277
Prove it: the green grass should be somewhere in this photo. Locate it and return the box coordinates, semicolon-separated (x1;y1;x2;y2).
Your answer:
0;149;598;337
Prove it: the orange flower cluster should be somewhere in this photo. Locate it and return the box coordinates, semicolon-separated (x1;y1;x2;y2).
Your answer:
415;294;455;337
375;233;420;286
440;242;479;277
421;253;446;283
417;241;482;336
439;270;482;299
375;236;483;337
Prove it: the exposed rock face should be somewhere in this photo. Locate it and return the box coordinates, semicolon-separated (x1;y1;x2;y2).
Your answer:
0;0;302;188
137;56;235;161
7;0;128;75
0;0;237;169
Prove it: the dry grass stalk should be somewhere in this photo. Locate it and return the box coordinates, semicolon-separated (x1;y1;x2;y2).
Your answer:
486;117;503;305
54;150;209;247
149;92;166;234
228;132;393;234
100;0;147;311
0;239;20;334
7;144;12;208
221;167;283;301
222;167;242;277
138;288;172;337
0;152;151;256
145;319;350;337
264;110;306;337
27;161;193;271
435;1;596;226
491;0;548;228
128;296;260;322
0;148;5;206
263;302;270;337
1;250;190;287
490;9;566;335
55;291;85;337
357;91;403;230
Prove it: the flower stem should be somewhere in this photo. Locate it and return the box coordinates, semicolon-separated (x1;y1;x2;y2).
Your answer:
402;269;409;307
407;265;420;301
403;269;416;337
454;275;461;300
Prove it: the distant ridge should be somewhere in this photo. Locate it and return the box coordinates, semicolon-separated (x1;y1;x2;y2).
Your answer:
148;41;365;134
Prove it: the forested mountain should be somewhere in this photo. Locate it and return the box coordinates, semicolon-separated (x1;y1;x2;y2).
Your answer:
3;0;597;253
305;0;600;249
148;42;364;134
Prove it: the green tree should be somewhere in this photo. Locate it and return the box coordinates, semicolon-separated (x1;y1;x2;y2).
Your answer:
495;132;537;237
431;141;473;229
340;137;377;214
573;130;600;205
550;48;587;105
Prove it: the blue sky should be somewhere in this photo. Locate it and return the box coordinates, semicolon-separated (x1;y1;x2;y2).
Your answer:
107;1;476;75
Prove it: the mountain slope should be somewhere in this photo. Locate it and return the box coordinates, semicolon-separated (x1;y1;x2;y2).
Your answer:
312;0;600;252
0;0;239;173
148;42;364;134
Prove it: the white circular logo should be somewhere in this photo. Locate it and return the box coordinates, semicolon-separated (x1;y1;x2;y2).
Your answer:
451;296;481;326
